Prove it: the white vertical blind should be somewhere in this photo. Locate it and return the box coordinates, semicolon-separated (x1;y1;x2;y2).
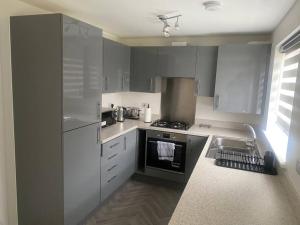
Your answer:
265;45;299;164
276;48;300;134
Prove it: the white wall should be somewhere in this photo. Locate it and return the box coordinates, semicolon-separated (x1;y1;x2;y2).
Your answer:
102;93;262;125
265;0;300;203
0;1;49;224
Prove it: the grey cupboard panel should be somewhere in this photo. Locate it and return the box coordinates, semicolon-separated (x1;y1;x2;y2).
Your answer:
130;47;161;92
11;14;64;225
122;130;137;181
10;14;103;225
64;124;101;225
186;135;208;181
103;38;130;93
100;130;137;202
214;44;271;114
158;46;197;78
63;16;102;131
195;47;218;96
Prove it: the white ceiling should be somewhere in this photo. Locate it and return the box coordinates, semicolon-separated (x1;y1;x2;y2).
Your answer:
21;0;296;37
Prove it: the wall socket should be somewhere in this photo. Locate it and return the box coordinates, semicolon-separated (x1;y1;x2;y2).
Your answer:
296;159;300;176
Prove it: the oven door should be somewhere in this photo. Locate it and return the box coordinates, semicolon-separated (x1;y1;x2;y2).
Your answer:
146;137;186;173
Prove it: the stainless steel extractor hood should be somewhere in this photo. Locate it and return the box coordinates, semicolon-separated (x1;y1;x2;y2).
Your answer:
160;78;196;125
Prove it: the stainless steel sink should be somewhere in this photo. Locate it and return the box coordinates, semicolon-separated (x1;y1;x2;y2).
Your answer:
206;136;260;159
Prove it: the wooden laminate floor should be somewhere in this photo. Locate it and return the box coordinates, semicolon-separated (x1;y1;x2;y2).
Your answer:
85;175;184;225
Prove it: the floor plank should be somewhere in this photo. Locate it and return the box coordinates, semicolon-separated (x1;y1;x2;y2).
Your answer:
85;175;184;225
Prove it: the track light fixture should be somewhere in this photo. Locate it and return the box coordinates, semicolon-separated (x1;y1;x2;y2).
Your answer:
158;14;182;37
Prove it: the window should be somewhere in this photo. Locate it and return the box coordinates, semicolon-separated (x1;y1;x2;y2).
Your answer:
265;31;300;164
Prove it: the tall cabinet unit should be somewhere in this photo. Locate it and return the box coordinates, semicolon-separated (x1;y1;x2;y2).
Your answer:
10;14;102;225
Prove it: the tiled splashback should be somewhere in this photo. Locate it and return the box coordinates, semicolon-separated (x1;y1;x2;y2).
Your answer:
102;92;262;125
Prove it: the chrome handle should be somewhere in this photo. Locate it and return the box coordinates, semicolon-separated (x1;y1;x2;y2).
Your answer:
107;175;117;183
195;79;199;96
110;142;119;149
150;78;153;92
121;74;124;90
105;76;108;91
124;136;127;150
96;126;100;144
107;164;118;172
97;102;100;120
214;94;220;109
108;153;118;160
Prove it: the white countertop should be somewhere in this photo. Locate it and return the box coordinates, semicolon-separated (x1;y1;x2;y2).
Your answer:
101;119;300;225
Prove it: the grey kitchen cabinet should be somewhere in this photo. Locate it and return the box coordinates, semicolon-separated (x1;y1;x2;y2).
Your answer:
10;14;102;225
158;46;198;78
214;44;271;114
101;130;137;202
186;135;208;181
103;38;130;93
63;16;102;131
195;47;218;96
64;124;101;225
122;129;137;181
130;47;161;92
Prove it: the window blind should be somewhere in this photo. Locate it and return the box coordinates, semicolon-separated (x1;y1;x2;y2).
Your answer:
276;47;300;134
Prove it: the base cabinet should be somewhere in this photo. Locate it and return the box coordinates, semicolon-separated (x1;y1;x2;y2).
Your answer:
64;124;101;225
186;135;208;181
100;130;137;202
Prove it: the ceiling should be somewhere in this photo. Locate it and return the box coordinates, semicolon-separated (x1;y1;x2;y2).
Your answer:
21;0;296;37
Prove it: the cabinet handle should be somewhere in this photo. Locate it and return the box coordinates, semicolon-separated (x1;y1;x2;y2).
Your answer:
97;102;100;120
107;164;118;172
124;137;127;150
107;175;117;183
214;94;220;109
105;76;108;91
108;153;118;160
150;78;153;92
110;142;119;148
96;126;100;144
195;80;199;96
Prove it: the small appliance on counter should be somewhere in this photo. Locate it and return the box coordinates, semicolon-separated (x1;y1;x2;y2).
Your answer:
124;107;141;120
116;106;125;122
101;107;117;128
144;104;152;123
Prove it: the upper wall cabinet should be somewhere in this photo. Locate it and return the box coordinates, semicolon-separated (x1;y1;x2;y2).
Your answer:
130;47;161;93
103;38;130;93
158;46;197;78
214;44;271;114
195;46;218;97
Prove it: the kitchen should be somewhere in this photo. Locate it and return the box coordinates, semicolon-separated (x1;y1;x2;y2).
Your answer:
0;0;300;225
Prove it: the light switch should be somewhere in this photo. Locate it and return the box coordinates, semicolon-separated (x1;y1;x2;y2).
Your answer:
296;159;300;175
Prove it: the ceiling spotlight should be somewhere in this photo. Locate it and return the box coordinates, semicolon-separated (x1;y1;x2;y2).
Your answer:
203;1;222;11
174;17;180;31
163;23;171;32
157;14;182;37
163;31;170;38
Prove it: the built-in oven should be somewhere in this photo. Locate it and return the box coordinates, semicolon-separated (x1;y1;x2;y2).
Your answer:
146;130;187;174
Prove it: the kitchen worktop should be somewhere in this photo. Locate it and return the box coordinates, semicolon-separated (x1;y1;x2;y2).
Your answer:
101;119;300;225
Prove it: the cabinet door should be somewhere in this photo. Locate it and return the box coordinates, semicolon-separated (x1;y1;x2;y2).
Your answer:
64;123;101;225
63;15;102;131
214;44;271;114
186;135;208;181
123;130;137;179
195;47;218;96
130;47;161;92
121;45;131;92
158;46;197;78
103;38;123;93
